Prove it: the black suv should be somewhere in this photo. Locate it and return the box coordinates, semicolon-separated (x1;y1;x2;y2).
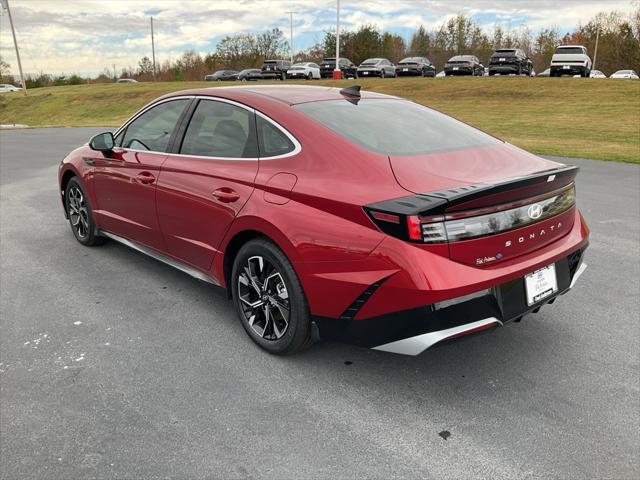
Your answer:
395;57;436;77
261;60;292;80
488;49;533;76
319;57;358;79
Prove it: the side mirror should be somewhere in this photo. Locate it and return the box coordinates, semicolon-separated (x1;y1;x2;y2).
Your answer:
89;132;114;152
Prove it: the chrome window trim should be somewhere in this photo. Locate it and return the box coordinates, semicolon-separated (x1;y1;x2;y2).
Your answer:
113;95;194;143
255;110;302;160
112;94;301;161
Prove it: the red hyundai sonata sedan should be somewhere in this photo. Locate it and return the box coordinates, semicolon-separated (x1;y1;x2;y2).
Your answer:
58;85;589;355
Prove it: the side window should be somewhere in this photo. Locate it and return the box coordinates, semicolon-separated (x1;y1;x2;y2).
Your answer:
256;116;296;158
180;100;257;158
121;99;189;152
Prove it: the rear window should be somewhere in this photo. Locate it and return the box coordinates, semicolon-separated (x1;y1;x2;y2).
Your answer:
294;99;500;156
555;47;584;55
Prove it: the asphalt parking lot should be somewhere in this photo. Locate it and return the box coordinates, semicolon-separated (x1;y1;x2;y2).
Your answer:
1;127;638;479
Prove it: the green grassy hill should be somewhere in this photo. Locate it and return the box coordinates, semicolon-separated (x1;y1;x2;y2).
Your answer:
1;77;638;163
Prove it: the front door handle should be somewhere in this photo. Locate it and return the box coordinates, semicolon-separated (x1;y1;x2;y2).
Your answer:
136;172;155;184
212;188;240;203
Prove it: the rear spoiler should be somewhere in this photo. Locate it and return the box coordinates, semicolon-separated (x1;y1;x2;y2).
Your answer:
366;165;579;217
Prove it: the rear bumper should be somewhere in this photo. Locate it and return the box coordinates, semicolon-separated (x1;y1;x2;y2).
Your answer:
489;64;520;74
445;67;474;75
396;68;421;76
315;246;588;355
551;65;587;76
358;69;383;77
261;72;282;79
308;208;590;355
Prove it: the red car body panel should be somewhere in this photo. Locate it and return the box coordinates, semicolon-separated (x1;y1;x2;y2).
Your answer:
156;155;259;270
59;85;590;353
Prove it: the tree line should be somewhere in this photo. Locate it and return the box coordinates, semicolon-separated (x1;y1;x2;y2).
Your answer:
1;8;638;87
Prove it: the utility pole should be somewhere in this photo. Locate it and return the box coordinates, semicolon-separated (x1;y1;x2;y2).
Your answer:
1;0;27;95
333;0;341;79
592;24;600;71
285;11;296;63
151;16;157;80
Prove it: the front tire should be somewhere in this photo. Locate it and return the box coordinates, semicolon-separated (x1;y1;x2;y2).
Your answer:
65;177;103;246
231;238;312;355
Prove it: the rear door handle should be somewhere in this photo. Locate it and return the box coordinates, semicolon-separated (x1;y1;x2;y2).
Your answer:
135;172;155;184
212;188;240;203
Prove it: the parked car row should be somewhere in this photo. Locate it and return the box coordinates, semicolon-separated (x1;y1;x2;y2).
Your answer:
197;47;636;82
204;56;438;81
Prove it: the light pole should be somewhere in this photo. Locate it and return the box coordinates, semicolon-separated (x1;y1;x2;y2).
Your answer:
286;11;296;63
593;23;600;71
333;0;341;79
1;0;27;95
151;16;157;80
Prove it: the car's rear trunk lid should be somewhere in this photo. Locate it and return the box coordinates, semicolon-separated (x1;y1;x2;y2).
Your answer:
373;145;579;266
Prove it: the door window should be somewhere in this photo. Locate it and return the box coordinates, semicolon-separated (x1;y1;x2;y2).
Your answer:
180;100;258;158
120;99;189;152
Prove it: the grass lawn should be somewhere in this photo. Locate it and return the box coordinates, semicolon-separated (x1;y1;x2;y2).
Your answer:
1;77;638;163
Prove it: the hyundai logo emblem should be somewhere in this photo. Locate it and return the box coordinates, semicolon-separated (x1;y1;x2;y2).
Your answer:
528;204;543;219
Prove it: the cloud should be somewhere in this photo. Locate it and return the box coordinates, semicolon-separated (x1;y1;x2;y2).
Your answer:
0;0;634;75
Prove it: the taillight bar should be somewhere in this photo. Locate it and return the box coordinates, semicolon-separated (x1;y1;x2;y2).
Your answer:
366;184;576;244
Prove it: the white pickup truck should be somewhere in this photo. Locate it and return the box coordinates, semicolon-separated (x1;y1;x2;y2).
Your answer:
550;45;592;77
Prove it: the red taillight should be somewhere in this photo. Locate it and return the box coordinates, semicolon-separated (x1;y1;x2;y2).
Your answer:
371;211;400;224
406;215;422;241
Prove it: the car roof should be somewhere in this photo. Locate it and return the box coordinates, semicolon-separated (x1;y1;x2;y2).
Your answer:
159;85;395;106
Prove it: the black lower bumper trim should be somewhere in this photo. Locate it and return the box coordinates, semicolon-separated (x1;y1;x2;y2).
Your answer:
314;246;587;349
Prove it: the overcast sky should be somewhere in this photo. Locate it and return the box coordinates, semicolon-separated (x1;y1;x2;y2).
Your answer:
0;0;636;75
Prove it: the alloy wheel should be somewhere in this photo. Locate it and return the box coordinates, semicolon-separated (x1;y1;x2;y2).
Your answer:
68;186;89;238
237;255;290;340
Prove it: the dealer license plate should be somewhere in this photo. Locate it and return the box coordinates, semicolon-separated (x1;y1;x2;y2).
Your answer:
363;71;369;75
524;264;558;306
453;67;459;70
499;57;506;61
563;65;570;69
403;68;408;71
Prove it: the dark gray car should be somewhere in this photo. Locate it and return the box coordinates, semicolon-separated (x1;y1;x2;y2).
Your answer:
395;57;436;77
238;69;262;81
444;55;484;76
204;70;239;81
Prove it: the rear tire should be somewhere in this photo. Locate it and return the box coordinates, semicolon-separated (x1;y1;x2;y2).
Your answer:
231;238;312;355
65;177;104;246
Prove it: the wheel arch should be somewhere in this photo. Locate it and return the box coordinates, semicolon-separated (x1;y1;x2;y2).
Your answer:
217;218;302;297
59;167;80;218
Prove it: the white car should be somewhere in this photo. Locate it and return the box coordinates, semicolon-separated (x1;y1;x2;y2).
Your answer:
0;84;21;93
589;70;607;78
610;70;639;79
550;45;592;77
286;62;321;80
